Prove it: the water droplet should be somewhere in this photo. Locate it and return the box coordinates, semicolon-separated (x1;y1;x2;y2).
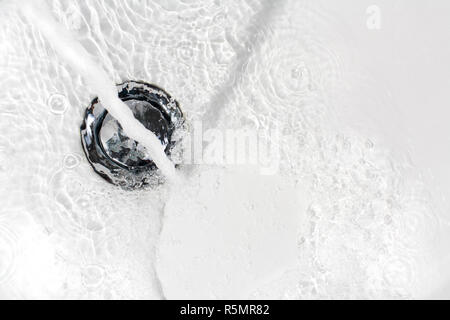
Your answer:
63;153;81;169
47;93;69;115
82;265;105;289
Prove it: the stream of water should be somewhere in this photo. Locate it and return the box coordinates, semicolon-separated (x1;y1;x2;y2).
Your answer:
20;0;178;182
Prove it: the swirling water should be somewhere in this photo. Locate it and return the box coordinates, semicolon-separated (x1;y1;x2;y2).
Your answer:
0;0;449;299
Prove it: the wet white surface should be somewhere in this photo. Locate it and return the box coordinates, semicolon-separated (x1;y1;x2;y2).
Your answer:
1;0;450;299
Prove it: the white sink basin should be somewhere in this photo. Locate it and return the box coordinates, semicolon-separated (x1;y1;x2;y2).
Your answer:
0;0;449;299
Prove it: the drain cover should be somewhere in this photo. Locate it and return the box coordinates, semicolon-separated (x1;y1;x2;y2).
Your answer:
81;81;184;189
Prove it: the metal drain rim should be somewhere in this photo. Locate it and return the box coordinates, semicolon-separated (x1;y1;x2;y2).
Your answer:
80;80;184;189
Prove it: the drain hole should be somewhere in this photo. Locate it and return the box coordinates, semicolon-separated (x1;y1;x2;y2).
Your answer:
81;80;184;189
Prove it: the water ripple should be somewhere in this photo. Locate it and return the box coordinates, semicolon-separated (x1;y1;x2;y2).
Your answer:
0;225;18;284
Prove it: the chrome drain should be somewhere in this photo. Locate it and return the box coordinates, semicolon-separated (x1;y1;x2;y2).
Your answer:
80;81;184;189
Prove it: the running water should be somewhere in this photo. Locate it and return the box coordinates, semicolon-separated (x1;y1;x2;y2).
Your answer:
19;0;178;182
1;0;448;300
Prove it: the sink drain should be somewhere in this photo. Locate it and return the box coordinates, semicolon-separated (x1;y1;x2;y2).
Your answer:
81;81;184;189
